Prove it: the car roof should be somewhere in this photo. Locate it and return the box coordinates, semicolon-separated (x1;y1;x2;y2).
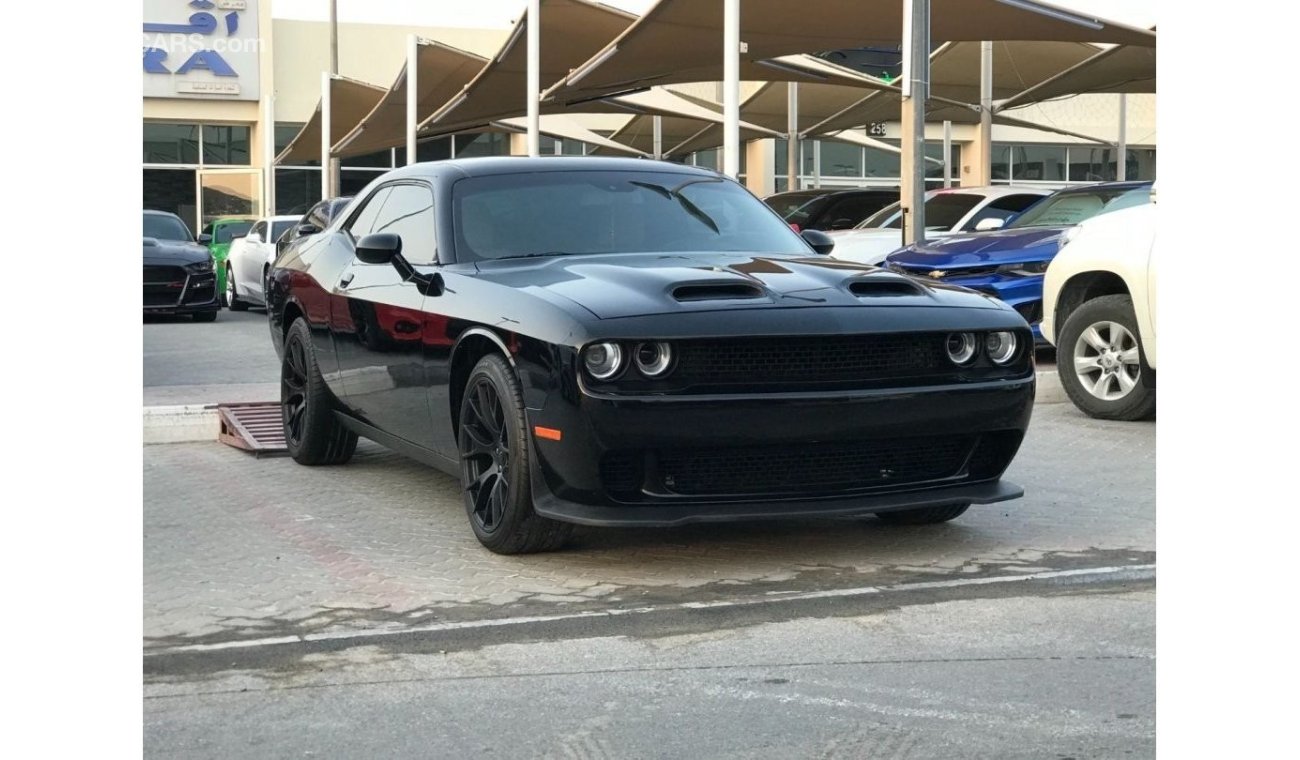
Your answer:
267;215;300;222
211;215;258;223
143;209;183;218
931;185;1053;198
1054;180;1152;194
377;156;724;182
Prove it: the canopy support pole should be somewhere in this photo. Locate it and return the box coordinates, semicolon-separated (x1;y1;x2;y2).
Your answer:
527;0;540;157
261;94;275;215
977;41;993;185
406;35;418;165
320;72;332;200
1116;93;1127;181
723;0;741;177
901;0;930;245
943;119;952;188
653;115;663;160
786;82;799;190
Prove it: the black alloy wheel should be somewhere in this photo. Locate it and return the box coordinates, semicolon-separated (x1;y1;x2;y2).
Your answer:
281;318;357;465
458;354;572;554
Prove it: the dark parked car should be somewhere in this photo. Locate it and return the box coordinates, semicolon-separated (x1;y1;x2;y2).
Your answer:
275;196;355;257
763;188;899;232
268;158;1033;554
143;210;219;321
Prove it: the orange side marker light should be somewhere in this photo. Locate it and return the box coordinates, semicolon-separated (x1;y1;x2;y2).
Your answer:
534;426;563;441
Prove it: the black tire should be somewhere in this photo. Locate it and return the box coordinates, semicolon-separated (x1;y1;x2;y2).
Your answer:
192;311;217;323
226;265;249;311
458;354;573;554
1056;294;1156;421
281;318;358;465
875;502;970;525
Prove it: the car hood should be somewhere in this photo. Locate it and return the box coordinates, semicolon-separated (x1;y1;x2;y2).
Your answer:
888;226;1066;269
143;237;210;266
472;251;1005;319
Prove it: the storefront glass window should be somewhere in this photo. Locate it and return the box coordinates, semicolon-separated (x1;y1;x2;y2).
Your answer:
144;123;199;164
417;136;453;162
1012;145;1067;182
202;125;251;165
820;141;863;177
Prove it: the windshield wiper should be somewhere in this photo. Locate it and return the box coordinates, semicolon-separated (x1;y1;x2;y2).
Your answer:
493;251;578;261
630;179;722;235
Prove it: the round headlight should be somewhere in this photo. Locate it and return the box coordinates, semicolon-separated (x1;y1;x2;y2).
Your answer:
985;331;1018;365
634;342;673;377
945;332;977;365
582;342;624;380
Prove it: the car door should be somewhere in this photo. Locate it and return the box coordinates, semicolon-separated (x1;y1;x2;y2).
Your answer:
237;220;267;296
331;182;439;447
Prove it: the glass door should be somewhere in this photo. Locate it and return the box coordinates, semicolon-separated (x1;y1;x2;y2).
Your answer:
198;169;262;226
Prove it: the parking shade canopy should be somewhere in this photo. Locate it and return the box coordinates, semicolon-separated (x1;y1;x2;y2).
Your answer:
276;76;387;165
419;0;637;135
996;44;1157;110
927;40;1103;103
334;40;489;159
542;0;1157;106
492;114;648;155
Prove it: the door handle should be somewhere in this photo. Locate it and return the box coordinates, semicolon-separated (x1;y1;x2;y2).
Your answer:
339;273;355;289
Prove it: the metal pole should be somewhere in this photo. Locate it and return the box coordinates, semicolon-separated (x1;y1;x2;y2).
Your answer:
406;35;418;165
978;40;992;186
786;82;799;190
652;115;663;160
262;94;276;214
943;119;952;188
329;0;338;74
812;140;821;189
901;0;929;244
320;71;331;200
1116;93;1127;181
526;0;540;157
722;0;741;177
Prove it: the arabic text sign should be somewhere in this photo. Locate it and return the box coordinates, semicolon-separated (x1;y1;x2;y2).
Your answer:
143;0;260;101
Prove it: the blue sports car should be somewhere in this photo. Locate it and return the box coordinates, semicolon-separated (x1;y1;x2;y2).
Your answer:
885;181;1152;341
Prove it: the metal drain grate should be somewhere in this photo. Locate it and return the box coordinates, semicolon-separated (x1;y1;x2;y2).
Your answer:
217;402;287;456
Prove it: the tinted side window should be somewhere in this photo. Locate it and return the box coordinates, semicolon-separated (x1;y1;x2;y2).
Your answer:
249;221;267;240
371;184;437;265
345;187;393;239
991;194;1047;214
306;202;329;231
817;196;883;230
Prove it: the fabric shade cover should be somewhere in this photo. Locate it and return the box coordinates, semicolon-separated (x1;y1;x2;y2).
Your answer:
333;40;489;159
419;0;638;135
491;115;646;155
542;0;1156;107
276;76;387;165
927;40;1102;103
996;44;1156;110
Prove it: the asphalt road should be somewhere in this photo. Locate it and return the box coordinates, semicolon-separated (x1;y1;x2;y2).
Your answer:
143;400;1154;757
143;310;280;405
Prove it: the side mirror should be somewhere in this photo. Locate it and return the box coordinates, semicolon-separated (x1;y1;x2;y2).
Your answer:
801;229;835;255
197;233;213;245
295;223;320;237
356;233;401;265
974;217;1005;232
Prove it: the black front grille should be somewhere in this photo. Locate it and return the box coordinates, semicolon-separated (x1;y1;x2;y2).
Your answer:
601;435;979;499
144;265;186;307
672;334;949;387
183;275;216;304
1013;300;1043;324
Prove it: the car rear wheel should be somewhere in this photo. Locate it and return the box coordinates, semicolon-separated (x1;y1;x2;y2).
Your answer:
458;354;572;555
875;502;970;525
1057;295;1155;421
281;318;357;465
226;265;249;311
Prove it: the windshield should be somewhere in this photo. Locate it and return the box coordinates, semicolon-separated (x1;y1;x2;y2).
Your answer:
855;193;982;231
1008;186;1150;228
766;192;825;218
452;171;808;262
215;221;254;244
143;213;192;242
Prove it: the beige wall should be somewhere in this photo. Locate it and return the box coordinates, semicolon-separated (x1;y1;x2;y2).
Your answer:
270;21;508;123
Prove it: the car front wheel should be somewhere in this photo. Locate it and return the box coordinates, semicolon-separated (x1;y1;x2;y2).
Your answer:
458;354;572;554
281;318;357;465
226;265;249;311
1057;294;1155;421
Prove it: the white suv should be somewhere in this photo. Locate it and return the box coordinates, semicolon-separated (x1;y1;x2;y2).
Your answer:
1041;201;1156;420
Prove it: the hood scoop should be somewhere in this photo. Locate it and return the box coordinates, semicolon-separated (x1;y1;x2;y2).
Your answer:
672;282;766;302
847;275;926;298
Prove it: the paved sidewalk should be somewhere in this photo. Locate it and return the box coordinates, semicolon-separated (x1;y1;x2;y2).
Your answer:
144;402;1153;646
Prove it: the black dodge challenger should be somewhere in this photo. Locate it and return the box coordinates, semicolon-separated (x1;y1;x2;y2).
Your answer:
267;157;1034;554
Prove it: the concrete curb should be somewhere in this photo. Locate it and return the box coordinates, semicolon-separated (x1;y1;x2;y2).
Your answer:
143;405;221;445
143;371;1068;445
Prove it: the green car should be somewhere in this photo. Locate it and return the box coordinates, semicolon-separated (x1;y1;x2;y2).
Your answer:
200;216;256;305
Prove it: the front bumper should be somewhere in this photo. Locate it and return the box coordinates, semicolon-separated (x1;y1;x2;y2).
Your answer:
903;270;1046;342
143;270;219;315
525;376;1034;527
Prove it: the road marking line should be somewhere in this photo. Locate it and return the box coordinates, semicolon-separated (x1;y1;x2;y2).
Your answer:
144;564;1154;657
